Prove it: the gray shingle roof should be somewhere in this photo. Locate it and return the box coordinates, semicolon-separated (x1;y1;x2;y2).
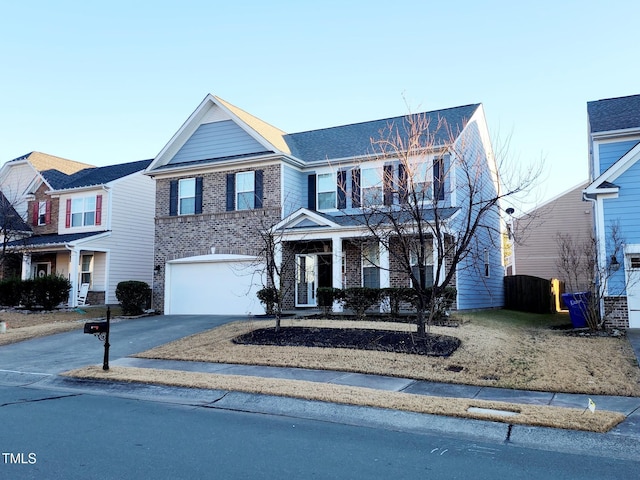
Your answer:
587;94;640;133
58;159;152;190
283;104;480;162
6;231;109;248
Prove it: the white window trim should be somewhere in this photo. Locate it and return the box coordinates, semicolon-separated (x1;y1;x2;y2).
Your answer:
178;178;196;215
236;171;255;211
37;201;47;226
317;172;336;210
71;196;96;227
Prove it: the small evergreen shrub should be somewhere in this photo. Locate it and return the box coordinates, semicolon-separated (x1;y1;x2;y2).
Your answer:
116;281;151;315
257;287;279;315
33;275;71;310
0;277;23;307
317;287;342;316
340;287;380;320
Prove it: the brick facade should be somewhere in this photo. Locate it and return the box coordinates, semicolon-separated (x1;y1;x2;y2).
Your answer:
28;183;59;235
603;296;629;329
152;164;282;311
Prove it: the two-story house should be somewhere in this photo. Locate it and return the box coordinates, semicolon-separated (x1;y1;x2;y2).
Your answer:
146;94;504;315
585;94;640;328
0;152;155;306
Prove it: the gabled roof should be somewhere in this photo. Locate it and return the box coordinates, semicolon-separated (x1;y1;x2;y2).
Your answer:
55;159;152;190
587;94;640;134
9;151;94;175
284;104;480;162
147;95;481;172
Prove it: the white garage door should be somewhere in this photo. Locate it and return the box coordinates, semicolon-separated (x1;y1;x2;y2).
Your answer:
165;254;266;315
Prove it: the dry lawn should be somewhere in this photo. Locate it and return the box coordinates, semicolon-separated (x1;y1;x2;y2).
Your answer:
0;306;122;346
64;365;625;433
135;315;640;397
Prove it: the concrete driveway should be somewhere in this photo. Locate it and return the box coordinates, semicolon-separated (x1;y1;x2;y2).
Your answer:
0;314;244;380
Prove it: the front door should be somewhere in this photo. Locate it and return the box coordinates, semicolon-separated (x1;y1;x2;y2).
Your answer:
295;254;332;307
626;251;640;328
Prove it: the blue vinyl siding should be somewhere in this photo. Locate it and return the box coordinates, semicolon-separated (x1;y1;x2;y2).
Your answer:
169;120;266;165
282;165;306;217
602;160;640;294
450;119;504;309
598;140;639;175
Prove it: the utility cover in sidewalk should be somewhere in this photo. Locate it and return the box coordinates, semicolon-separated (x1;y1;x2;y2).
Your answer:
468;407;519;417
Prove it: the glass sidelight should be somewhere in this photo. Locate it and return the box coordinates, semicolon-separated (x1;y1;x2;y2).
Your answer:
295;253;332;307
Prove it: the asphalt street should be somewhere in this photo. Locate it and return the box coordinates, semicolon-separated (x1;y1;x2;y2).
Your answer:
1;314;639;478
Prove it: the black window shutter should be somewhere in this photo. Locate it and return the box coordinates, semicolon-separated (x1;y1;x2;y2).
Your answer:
337;170;347;209
254;170;263;209
195;177;203;214
383;165;394;206
351;169;361;208
169;180;178;216
226;173;236;211
433;157;444;201
397;164;408;203
307;174;316;210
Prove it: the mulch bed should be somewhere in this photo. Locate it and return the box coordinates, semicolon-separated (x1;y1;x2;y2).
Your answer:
233;326;461;357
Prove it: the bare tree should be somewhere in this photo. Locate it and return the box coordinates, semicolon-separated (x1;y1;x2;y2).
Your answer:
0;190;31;278
341;109;540;336
556;221;627;330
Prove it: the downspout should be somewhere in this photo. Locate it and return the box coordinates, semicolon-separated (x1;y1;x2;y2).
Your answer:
582;190;604;320
65;243;80;308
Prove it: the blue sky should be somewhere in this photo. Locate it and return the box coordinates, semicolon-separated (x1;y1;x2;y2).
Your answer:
2;1;639;211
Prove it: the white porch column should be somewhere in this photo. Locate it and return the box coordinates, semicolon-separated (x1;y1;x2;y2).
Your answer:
21;253;32;280
331;235;343;312
379;241;390;312
68;248;80;307
273;241;282;289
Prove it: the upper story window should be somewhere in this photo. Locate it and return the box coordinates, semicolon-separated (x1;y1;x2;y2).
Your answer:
32;200;51;226
317;173;336;210
236;171;256;210
169;178;202;216
226;170;263;211
178;178;196;215
361;168;383;206
66;195;102;228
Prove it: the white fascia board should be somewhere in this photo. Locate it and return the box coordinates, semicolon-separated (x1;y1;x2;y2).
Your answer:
47;185;109;197
168;253;259;264
586;141;640;194
591;126;640;141
66;231;112;248
272;208;341;231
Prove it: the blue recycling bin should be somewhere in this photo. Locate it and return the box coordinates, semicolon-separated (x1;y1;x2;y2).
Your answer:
561;292;591;328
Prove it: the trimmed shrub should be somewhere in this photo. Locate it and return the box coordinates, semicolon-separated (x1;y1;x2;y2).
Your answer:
20;279;36;310
340;287;380;320
33;275;71;310
257;287;279;315
317;287;342;316
381;287;416;316
116;281;151;315
0;277;23;307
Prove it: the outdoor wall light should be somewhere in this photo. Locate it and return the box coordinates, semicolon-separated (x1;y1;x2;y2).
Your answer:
610;255;620;271
154;265;162;272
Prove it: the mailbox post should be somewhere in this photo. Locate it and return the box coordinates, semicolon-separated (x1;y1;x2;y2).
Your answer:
83;306;111;370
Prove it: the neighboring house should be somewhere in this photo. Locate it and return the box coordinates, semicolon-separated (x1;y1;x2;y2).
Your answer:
585;94;640;328
0;152;155;306
508;182;593;284
146;94;504;315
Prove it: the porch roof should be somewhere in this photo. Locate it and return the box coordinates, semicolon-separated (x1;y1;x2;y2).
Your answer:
6;231;110;249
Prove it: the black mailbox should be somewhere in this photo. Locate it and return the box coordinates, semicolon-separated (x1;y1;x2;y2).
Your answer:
84;321;108;334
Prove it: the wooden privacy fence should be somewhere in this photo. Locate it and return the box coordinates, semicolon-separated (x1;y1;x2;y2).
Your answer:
504;275;555;314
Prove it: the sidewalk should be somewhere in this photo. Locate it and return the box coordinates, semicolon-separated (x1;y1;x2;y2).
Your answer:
108;343;640;440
